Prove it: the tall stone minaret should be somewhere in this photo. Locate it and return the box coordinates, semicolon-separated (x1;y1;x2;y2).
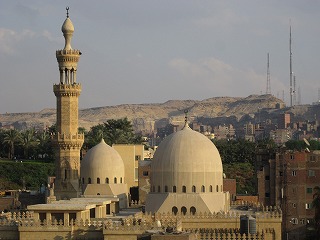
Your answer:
53;8;84;200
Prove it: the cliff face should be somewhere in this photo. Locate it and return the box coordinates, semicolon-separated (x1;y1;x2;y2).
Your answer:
1;94;317;133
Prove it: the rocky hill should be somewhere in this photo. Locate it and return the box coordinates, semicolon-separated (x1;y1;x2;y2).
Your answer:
1;94;319;133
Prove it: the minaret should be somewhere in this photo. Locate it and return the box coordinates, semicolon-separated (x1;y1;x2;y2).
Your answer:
53;7;84;200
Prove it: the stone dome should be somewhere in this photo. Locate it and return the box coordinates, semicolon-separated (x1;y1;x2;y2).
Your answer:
80;139;125;185
151;124;223;194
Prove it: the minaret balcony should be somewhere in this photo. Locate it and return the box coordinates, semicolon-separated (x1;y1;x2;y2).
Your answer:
56;49;81;55
56;132;84;141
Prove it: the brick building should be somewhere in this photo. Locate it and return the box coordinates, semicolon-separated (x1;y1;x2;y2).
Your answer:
257;149;320;239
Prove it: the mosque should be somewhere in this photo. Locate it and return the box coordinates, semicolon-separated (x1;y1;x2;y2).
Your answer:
0;10;282;240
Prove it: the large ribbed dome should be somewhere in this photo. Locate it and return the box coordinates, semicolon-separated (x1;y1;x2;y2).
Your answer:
151;124;223;194
80;139;125;184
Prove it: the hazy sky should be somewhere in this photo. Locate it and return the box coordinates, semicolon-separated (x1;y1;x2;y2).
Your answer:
1;1;320;113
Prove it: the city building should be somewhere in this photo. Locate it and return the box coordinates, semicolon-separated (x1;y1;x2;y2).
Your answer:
257;149;320;239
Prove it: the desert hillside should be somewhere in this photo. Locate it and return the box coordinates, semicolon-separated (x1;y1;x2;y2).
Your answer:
1;94;318;133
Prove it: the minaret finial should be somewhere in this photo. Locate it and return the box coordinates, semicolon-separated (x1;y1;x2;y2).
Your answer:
66;7;69;18
184;109;188;124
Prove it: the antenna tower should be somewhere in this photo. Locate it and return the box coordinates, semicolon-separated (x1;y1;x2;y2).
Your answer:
297;86;301;105
293;75;296;106
289;25;293;107
266;53;271;94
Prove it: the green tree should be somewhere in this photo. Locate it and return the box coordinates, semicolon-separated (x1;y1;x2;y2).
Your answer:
36;131;54;161
21;129;38;159
3;129;21;159
85;118;142;149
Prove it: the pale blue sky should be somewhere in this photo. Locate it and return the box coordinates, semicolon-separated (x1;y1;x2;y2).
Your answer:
1;0;320;113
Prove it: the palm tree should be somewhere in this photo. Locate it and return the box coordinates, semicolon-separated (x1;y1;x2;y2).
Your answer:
3;129;21;159
21;129;38;159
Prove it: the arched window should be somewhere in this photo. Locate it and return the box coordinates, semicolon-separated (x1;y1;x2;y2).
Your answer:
120;177;123;183
88;178;91;184
210;185;213;192
106;178;109;184
216;185;219;192
152;186;155;192
165;186;168;192
181;206;187;215
192;185;196;193
173;186;177;193
182;186;186;193
190;206;196;215
158;186;161;192
201;185;205;192
114;177;117;183
97;178;100;184
97;193;100;195
172;206;178;215
82;178;84;184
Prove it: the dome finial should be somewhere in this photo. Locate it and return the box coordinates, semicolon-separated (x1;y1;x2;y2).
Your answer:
182;109;190;129
66;6;69;18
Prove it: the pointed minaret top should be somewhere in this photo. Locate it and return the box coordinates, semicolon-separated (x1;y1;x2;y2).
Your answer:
61;7;74;50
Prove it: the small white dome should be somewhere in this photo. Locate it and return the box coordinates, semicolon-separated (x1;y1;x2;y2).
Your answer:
151;124;223;193
81;139;125;184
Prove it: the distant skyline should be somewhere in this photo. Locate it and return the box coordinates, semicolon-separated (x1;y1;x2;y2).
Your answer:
1;0;320;113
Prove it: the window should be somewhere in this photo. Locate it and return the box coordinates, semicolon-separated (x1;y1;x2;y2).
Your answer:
182;186;186;193
181;206;187;215
173;186;176;193
190;206;196;215
106;178;109;184
210;185;213;192
88;178;91;184
192;186;196;193
306;203;312;209
172;207;178;215
292;171;297;176
265;192;270;197
216;185;219;192
97;178;100;184
308;170;315;177
265;176;270;180
201;185;205;192
290;155;294;160
300;219;305;225
291;218;298;224
165;186;168;192
279;171;283;176
292;203;296;208
143;171;149;176
120;177;123;183
158;186;161;192
307;188;313;194
114;177;117;183
135;155;141;161
310;156;316;162
82;178;84;184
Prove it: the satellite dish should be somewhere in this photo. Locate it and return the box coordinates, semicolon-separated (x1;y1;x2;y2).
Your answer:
303;138;310;146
